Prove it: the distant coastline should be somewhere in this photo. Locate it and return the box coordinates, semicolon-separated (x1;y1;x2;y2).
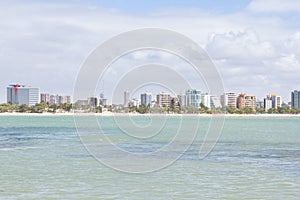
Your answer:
1;112;300;118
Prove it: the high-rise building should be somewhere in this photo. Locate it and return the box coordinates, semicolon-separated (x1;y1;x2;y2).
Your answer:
201;93;211;108
124;91;130;107
237;93;256;110
266;94;281;109
210;95;222;109
157;92;171;107
185;89;201;108
140;92;152;106
291;90;300;109
7;84;40;106
88;97;98;108
177;94;186;107
221;92;237;108
264;98;272;112
40;93;50;103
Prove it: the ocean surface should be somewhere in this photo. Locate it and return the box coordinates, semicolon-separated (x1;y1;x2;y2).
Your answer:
0;116;299;199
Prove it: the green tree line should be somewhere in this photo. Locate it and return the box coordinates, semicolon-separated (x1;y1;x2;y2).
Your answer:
0;102;73;113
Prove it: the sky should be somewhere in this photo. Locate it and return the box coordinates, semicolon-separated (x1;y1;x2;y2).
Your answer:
0;0;300;103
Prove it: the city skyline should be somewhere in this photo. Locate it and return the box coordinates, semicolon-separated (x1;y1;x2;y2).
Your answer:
0;84;300;109
0;1;299;104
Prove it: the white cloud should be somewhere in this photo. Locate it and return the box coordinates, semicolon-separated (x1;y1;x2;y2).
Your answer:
206;29;276;63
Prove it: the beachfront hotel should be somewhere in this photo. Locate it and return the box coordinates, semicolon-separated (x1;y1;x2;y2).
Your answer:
7;84;40;106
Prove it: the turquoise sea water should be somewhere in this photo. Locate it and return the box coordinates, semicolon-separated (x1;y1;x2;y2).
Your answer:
0;116;299;199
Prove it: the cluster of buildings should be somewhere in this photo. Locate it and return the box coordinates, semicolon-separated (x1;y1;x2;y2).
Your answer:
222;93;282;112
5;84;300;112
40;93;71;105
123;90;300;112
6;84;71;106
124;89;221;109
74;93;108;108
221;92;285;112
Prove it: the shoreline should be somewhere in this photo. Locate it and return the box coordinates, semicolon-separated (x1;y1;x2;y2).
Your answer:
0;112;300;118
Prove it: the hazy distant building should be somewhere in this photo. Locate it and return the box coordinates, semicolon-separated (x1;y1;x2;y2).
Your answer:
100;99;107;106
48;94;71;105
256;100;264;108
58;96;64;105
291;90;300;109
185;89;201;108
157;92;171;107
221;92;237;108
76;100;89;106
7;84;40;106
140;92;152;106
281;102;289;108
130;98;140;108
177;94;186;107
88;97;98;108
99;93;107;106
237;93;256;110
49;95;56;104
124;91;130;107
66;96;71;104
170;96;180;109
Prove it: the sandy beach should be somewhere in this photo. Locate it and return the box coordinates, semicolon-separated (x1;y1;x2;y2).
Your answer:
1;112;300;118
